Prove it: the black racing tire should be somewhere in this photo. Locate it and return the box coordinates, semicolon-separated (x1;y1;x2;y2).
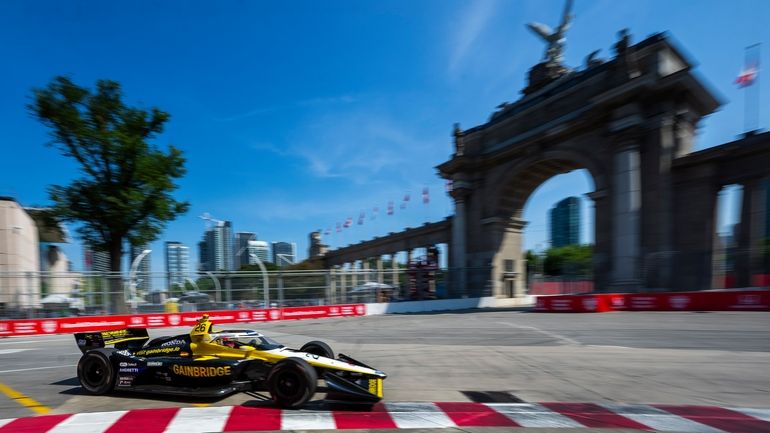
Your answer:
300;341;334;359
77;349;116;395
267;357;317;408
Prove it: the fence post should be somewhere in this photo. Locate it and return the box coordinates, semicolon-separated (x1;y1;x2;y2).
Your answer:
278;270;284;308
326;270;333;305
101;273;109;314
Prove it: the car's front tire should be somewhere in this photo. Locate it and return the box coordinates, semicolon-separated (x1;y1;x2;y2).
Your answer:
300;341;334;359
77;349;115;395
267;357;317;408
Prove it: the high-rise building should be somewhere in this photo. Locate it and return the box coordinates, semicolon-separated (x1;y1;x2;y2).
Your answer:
199;221;234;272
129;244;152;293
249;240;270;264
272;241;296;268
235;232;257;269
549;197;581;248
308;231;328;258
198;239;209;272
165;241;189;290
84;244;109;273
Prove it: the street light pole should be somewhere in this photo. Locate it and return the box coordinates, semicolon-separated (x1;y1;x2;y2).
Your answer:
236;246;270;307
205;271;222;303
128;249;151;312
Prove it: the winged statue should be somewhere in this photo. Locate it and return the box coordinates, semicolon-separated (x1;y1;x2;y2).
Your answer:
526;0;573;65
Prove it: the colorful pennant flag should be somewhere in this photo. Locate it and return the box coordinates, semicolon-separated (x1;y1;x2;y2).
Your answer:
422;187;430;204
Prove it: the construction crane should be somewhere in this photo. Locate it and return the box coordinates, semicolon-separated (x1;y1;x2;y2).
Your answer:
199;212;225;229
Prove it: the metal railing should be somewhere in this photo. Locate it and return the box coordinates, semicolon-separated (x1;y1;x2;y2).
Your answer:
0;267;488;319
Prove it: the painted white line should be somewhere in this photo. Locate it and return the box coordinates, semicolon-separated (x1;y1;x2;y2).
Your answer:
730;407;770;423
48;411;126;433
0;418;14;429
384;402;457;429
0;349;34;355
0;364;76;374
486;403;585;428
587;345;632;349
0;338;67;345
600;403;726;433
281;410;336;430
163;406;232;433
496;322;581;346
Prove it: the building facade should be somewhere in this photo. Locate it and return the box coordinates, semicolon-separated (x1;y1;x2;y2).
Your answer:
199;221;234;272
272;241;296;267
165;241;189;290
249;240;270;264
235;232;257;269
549;197;581;248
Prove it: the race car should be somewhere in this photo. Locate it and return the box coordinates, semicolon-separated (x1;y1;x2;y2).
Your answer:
73;314;386;408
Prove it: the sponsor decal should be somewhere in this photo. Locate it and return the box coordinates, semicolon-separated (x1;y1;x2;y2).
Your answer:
147;361;163;367
77;339;86;346
238;311;249;320
582;298;598;311
60;321;125;329
41;320;57;333
115;350;131;356
101;329;130;338
551;300;573;311
0;323;8;332
669;295;690;309
330;307;340;315
172;364;232;378
180;351;190;357
269;310;280;320
611;296;626;307
168;314;181;326
119;362;128;367
119;367;140;373
160;339;186;347
117;376;133;386
134;346;181;356
738;294;761;306
130;317;144;325
356;306;365;315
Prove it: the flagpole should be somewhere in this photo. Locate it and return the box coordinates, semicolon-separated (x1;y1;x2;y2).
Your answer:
743;43;761;133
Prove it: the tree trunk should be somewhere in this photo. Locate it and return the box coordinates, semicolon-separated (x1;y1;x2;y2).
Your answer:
109;239;127;314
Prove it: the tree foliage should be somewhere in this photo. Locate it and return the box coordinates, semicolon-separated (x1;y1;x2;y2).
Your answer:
543;244;593;276
30;76;189;269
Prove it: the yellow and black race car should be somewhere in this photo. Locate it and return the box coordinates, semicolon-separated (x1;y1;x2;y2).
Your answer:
74;314;386;408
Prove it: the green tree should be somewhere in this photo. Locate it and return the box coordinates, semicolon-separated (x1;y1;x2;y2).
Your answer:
30;76;189;313
543;245;593;277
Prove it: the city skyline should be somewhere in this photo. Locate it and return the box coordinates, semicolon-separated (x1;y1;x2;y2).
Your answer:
0;1;766;275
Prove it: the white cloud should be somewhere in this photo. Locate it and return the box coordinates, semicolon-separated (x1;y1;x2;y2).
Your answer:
448;0;499;79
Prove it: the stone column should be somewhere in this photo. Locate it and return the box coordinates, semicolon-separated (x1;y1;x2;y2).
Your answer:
362;259;370;283
376;256;384;284
339;266;347;303
350;261;357;290
587;189;610;291
391;253;400;294
736;179;767;287
450;184;471;296
611;143;642;290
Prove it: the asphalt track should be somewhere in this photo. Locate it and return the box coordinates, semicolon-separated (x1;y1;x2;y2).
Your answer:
0;310;768;425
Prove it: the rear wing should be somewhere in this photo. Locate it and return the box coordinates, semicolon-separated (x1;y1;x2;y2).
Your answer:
74;328;149;354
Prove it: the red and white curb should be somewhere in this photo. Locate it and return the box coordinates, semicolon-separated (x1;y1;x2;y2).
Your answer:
1;402;769;433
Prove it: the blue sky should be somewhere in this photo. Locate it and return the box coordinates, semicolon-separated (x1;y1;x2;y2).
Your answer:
0;0;767;273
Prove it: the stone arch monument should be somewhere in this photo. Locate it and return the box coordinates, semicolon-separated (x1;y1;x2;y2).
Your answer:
438;30;720;296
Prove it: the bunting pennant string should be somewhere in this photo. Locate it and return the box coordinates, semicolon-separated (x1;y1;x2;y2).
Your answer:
387;201;394;215
422;186;430;204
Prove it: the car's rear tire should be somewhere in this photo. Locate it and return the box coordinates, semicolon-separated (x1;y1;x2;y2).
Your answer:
77;349;115;395
300;340;334;359
267;357;317;408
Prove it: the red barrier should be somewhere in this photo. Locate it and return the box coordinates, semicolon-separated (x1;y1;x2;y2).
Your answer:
0;304;367;337
528;281;594;296
535;290;770;313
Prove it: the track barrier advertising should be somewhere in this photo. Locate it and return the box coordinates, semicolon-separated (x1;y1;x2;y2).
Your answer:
0;304;366;337
534;290;770;313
